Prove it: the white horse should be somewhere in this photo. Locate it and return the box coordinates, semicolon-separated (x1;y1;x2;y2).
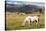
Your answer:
22;15;40;26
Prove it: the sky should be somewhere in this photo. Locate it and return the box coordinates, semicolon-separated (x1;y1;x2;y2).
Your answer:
6;0;45;7
6;0;44;2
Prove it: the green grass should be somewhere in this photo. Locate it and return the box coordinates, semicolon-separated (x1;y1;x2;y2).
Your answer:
6;13;45;30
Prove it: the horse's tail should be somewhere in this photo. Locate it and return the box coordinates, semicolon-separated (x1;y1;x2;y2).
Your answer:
38;18;39;23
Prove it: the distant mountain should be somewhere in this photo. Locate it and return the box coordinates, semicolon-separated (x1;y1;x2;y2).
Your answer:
6;3;44;13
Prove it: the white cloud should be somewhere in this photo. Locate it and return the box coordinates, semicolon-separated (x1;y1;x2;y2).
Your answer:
6;0;45;2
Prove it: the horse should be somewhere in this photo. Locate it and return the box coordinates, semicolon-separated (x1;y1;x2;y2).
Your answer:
22;15;40;26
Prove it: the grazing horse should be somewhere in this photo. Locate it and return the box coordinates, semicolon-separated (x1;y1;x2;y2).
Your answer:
22;15;40;26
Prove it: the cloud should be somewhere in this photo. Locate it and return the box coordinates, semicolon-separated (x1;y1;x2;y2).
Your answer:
6;0;45;2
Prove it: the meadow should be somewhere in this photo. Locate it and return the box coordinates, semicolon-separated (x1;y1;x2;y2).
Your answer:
6;12;45;30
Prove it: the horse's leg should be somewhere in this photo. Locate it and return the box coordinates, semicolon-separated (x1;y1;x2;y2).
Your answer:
36;18;39;25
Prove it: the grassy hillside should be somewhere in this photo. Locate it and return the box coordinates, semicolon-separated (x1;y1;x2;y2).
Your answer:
6;12;45;30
